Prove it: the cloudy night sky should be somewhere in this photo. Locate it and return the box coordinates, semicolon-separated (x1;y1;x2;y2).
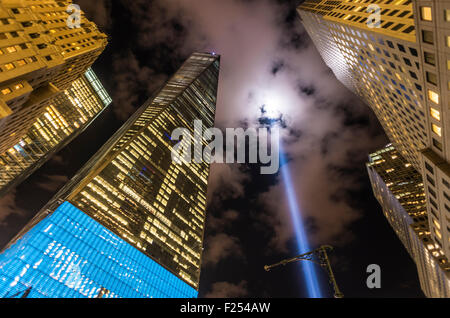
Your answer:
0;0;426;298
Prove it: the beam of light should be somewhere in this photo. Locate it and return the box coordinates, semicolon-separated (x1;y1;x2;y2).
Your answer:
279;144;323;298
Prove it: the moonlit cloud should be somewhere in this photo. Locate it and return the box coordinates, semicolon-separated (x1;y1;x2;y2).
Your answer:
0;190;24;226
207;209;239;231
207;163;250;204
111;50;169;120
35;174;69;193
202;233;245;266
74;0;112;30
205;280;248;298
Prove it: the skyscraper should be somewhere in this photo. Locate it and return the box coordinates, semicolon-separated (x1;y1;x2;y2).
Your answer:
0;0;107;153
0;68;112;197
0;52;220;298
298;0;450;274
367;144;450;297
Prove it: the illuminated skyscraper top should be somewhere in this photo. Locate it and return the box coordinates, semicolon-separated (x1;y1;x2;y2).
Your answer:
0;52;220;298
298;0;450;261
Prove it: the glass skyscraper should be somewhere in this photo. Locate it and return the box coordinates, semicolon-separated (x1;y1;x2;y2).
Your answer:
0;52;220;298
0;68;112;197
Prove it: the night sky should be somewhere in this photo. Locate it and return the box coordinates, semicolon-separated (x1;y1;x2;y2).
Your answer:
0;0;426;298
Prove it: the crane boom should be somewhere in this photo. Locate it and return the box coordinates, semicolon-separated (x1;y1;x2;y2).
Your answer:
264;245;344;298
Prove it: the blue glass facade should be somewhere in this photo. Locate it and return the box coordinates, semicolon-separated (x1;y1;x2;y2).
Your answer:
0;202;198;298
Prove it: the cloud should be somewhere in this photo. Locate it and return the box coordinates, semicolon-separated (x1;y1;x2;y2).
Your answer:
202;233;244;267
112;50;168;120
74;0;112;30
0;190;24;226
35;175;69;193
208;209;239;231
49;154;65;166
207;164;250;204
204;280;248;298
122;1;188;52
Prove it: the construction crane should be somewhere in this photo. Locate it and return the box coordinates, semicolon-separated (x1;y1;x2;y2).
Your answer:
264;245;344;298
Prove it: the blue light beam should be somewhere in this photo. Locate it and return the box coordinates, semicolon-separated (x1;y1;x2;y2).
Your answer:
279;145;323;298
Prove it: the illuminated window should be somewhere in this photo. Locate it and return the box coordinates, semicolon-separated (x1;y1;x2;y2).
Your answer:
433;218;441;230
446;10;450;22
14;83;23;90
436;228;442;240
432;124;442;137
1;88;12;95
421;7;433;21
428;90;439;104
16;59;26;66
6;46;16;53
430;108;441;121
4;63;14;70
448;36;450;48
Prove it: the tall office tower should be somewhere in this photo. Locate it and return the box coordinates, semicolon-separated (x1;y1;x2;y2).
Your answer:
0;0;107;153
0;68;111;197
367;144;450;297
298;1;450;261
0;52;220;298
